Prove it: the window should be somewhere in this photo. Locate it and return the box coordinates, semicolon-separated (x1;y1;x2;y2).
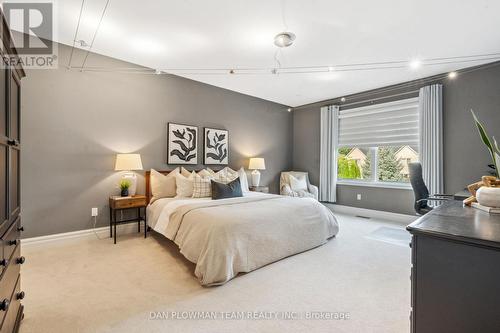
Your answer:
337;147;371;180
336;98;419;188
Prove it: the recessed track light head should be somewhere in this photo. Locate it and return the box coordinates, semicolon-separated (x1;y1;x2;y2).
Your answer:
274;32;296;48
74;39;88;47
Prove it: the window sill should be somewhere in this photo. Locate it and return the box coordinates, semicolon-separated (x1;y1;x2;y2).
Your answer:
337;180;412;190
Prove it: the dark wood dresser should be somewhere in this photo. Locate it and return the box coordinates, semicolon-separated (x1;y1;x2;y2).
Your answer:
0;8;25;333
407;201;500;333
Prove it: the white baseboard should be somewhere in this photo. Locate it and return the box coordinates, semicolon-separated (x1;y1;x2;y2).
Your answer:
23;205;416;246
325;203;417;224
23;224;144;246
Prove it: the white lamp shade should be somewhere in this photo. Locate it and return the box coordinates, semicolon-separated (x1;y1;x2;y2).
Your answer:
249;157;266;170
115;154;143;171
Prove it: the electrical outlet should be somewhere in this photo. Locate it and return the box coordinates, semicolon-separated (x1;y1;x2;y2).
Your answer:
356;194;362;201
91;207;98;217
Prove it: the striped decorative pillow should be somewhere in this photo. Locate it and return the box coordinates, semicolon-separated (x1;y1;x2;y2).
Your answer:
192;174;212;198
214;168;238;184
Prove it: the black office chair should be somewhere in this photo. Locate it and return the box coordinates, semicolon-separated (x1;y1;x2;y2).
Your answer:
408;162;453;215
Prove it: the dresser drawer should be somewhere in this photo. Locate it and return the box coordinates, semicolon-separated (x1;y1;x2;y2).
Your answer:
0;245;20;328
0;275;21;333
1;219;20;265
112;197;146;209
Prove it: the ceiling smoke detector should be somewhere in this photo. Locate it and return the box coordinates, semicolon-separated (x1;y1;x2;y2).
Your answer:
274;32;296;48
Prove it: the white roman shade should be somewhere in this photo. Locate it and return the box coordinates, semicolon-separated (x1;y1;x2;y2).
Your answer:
338;97;419;148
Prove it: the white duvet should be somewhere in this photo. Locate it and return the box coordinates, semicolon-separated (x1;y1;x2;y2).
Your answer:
147;193;339;285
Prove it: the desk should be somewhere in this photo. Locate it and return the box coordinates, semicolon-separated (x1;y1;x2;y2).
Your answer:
407;201;500;332
453;190;470;201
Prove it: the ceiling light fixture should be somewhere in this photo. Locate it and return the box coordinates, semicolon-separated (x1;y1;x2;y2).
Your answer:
340;97;346;102
448;71;457;79
274;32;296;48
287;108;292;112
409;59;422;70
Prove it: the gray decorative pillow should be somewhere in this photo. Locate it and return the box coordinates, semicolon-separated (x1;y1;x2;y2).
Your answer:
211;178;243;200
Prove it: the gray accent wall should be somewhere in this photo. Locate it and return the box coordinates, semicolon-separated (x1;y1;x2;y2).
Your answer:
21;43;292;238
293;62;500;215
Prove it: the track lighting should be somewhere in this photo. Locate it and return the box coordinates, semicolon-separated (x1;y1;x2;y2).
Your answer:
409;59;422;70
74;39;88;47
274;32;296;48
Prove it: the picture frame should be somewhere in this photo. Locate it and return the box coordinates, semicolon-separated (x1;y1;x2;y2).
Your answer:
204;127;229;165
167;123;198;165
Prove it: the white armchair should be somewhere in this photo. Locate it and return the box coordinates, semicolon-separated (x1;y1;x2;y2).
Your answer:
280;171;319;200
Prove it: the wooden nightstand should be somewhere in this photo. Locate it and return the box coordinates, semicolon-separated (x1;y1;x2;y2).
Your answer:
249;186;269;193
109;195;147;244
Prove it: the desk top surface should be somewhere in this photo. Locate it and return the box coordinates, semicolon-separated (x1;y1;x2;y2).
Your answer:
407;201;500;248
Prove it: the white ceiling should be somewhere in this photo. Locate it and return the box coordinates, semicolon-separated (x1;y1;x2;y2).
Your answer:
14;0;500;106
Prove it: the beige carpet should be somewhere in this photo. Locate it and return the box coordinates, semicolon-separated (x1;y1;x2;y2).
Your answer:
19;213;410;333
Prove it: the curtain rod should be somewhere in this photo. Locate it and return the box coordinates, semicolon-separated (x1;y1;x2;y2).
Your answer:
339;90;420;109
293;60;500;111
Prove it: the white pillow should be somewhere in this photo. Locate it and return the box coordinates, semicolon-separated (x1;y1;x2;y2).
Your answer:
214;168;238;184
180;167;192;178
237;167;250;192
206;167;216;176
197;169;213;178
150;168;179;202
192;174;212;198
175;171;196;197
224;167;238;177
289;174;308;192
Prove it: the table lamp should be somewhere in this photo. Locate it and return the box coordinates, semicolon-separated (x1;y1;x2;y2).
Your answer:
114;153;143;196
249;157;266;187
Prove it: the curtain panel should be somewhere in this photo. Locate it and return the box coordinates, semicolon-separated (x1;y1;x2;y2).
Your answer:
418;84;444;199
320;105;339;202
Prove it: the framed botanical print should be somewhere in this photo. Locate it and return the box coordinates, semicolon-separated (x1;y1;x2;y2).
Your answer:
167;123;198;164
204;127;229;165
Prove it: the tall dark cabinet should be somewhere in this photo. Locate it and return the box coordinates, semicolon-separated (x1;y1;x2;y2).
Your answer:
0;9;25;333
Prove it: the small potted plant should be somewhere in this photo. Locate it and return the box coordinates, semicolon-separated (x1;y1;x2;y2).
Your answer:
471;110;500;178
471;110;500;208
119;179;132;197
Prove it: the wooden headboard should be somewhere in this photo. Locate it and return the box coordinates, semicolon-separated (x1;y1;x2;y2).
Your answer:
145;169;216;204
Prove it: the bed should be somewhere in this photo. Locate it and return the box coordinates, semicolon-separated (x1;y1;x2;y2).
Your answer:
145;171;339;286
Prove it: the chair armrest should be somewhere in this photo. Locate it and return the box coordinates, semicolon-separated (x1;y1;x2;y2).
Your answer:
308;184;319;200
417;197;451;204
432;194;454;198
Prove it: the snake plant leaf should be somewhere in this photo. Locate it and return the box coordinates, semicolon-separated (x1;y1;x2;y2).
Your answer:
471;110;494;151
471;110;499;178
494;136;500;153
